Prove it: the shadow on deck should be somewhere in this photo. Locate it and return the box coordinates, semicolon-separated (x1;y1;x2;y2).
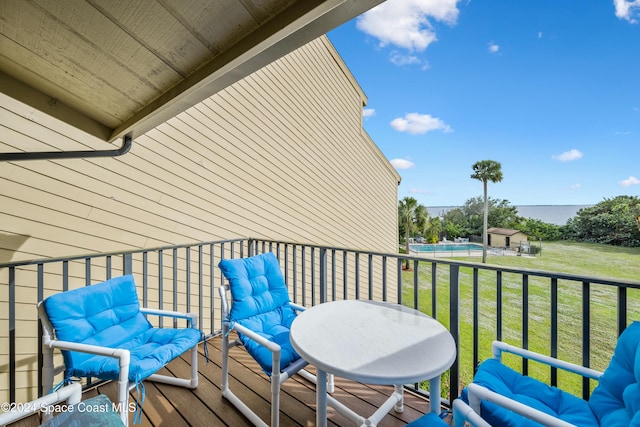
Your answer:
13;334;446;426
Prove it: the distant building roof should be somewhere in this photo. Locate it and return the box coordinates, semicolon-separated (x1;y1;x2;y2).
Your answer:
487;228;526;236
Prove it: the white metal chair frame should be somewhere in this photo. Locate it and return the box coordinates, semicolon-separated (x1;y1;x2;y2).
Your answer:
452;398;492;427
0;382;82;426
466;340;604;427
38;303;200;426
219;284;332;427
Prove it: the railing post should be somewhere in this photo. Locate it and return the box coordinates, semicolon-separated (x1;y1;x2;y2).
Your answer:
397;258;403;305
311;247;316;306
106;256;112;279
582;281;591;401
343;251;348;301
413;259;419;310
293;246;298;304
37;264;44;397
472;268;479;372
173;248;178;328
431;263;437;317
210;244;216;335
550;277;558;386
123;253;133;275
368;253;373;300
449;264;460;401
618;286;628;336
522;274;530;376
382;255;387;302
331;250;337;302
9;267;16;403
320;248;327;304
198;245;204;334
496;270;503;341
355;252;360;300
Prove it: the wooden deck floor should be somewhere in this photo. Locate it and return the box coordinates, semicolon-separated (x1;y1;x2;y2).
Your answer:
15;334;448;426
117;334;441;426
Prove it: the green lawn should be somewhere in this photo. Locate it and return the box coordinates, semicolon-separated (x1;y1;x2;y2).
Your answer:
400;241;640;397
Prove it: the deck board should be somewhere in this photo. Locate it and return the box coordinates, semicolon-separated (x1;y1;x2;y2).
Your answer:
11;334;446;426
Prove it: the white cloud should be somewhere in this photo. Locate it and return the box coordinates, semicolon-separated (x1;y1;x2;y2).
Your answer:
614;0;640;23
390;158;415;169
409;188;432;195
390;53;421;66
538;32;543;39
552;149;583;162
488;43;500;53
570;183;582;189
619;176;640;186
391;113;452;134
356;0;460;52
363;108;376;118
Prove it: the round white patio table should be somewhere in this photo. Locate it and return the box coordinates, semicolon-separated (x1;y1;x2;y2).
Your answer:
290;299;456;427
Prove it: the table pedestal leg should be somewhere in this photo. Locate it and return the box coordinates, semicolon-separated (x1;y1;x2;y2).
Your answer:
393;384;404;413
317;369;327;427
430;375;441;414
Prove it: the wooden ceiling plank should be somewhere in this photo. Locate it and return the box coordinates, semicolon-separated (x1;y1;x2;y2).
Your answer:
33;0;181;93
88;0;211;77
0;0;387;146
158;0;257;55
241;0;298;23
0;44;122;131
1;1;148;124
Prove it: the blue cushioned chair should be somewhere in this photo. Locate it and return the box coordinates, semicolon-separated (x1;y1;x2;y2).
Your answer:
462;321;640;426
219;252;322;427
38;274;201;426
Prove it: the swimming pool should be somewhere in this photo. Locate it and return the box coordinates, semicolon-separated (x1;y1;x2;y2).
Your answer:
409;243;483;253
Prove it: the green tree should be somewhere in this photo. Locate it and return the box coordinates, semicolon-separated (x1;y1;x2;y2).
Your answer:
471;160;503;262
398;197;429;268
565;196;640;246
426;217;443;243
460;196;520;235
519;218;562;241
442;208;472;238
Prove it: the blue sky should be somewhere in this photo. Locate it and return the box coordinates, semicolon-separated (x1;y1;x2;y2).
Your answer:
327;0;640;207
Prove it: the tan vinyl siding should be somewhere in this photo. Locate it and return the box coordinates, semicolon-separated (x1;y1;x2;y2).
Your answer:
1;36;398;261
1;35;399;402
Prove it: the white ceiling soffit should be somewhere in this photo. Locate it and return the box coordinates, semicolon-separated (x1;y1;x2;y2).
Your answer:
0;0;384;147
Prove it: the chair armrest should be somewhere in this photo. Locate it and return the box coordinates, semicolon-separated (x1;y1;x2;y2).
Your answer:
46;338;130;363
290;302;306;312
467;383;578;427
492;341;603;380
0;383;83;424
452;398;492;427
232;322;281;353
140;308;198;327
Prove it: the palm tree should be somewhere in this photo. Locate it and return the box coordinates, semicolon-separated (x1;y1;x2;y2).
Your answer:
398;197;428;269
471;160;503;263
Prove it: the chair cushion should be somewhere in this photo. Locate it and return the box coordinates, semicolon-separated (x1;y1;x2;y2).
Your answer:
464;358;599;426
406;412;449;426
43;274;200;382
589;321;640;426
69;326;201;381
218;253;300;374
